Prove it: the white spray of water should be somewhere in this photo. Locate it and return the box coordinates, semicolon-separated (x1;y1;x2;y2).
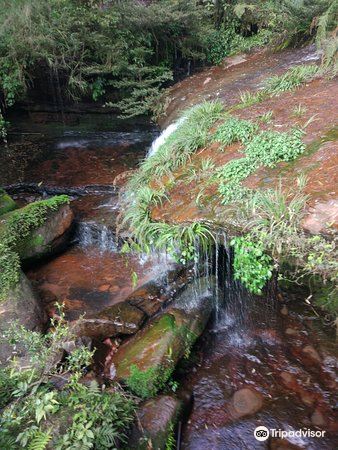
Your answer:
147;116;186;158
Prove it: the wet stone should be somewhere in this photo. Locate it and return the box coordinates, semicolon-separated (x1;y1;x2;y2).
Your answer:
302;345;321;363
311;409;326;427
71;302;146;339
229;388;264;418
128;395;182;450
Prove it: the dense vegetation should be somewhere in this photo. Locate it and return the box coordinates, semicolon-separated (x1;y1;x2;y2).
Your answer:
0;306;136;449
0;0;336;131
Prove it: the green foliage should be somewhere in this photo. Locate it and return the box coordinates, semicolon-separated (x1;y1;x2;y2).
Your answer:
126;365;158;399
0;308;135;449
0;0;215;118
264;64;319;95
226;177;337;307
316;0;338;72
231;236;274;294
0;112;8;142
165;422;175;450
213;116;259;147
245;128;305;167
0;195;69;300
126;363;174;400
214;117;305;205
120;102;222;264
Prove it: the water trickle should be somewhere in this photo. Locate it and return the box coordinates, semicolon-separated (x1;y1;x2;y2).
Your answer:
77;222;117;252
147;116;186;157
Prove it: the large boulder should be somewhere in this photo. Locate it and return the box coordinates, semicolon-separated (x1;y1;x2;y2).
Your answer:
0;203;74;262
110;277;215;397
0;189;17;216
128;395;182;450
0;271;46;366
18;204;74;261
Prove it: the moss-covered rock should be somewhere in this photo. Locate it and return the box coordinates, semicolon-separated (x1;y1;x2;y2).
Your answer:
110;277;215;398
0;188;17;216
0;195;72;301
0;271;46;367
15;204;74;261
128;395;182;450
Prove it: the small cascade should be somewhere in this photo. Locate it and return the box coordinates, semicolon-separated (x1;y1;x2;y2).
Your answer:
76;222;117;252
147;116;186;157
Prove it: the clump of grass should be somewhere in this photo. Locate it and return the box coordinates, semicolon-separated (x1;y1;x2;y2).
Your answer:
141;100;223;179
265;64;319;95
120;102;223;264
292;104;307;117
259;110;273;123
239;89;267;107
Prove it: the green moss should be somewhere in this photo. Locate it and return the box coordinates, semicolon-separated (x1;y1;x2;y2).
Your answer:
0;189;17;216
0;195;69;301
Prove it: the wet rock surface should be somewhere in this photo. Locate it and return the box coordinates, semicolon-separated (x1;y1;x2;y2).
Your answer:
26;247;177;321
153;46;338;235
128;395;182;450
109;278;215;385
71;302;146;339
179;289;338;450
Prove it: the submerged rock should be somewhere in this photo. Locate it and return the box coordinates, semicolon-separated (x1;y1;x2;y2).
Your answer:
128;395;181;450
0;271;46;367
110;277;215;397
229;388;264;418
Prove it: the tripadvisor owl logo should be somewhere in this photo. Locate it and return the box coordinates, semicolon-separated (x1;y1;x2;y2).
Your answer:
254;426;270;441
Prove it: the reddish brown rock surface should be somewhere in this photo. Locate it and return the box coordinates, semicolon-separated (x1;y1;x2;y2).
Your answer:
26;247;176;321
153;46;337;235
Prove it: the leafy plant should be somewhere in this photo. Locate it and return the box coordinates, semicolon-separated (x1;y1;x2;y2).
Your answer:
0;308;135;449
213;116;259;147
231;236;274;294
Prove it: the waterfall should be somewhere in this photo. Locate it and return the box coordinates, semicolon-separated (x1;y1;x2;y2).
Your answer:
76;222;117;252
147;116;186;158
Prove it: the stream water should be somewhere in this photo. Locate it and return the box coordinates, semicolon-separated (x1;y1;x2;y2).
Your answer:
2;110;337;449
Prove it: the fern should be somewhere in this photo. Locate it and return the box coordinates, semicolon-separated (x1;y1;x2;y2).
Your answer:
28;430;52;450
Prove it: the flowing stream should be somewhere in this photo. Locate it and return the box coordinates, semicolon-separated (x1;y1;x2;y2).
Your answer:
4;110;338;449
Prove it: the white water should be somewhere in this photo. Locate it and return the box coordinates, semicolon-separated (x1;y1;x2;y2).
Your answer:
77;222;117;252
147;116;186;157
